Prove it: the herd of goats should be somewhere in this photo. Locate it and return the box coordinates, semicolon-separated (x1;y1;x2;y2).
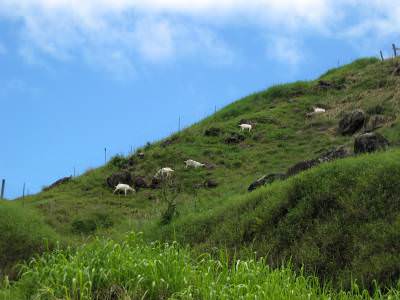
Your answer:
113;107;327;196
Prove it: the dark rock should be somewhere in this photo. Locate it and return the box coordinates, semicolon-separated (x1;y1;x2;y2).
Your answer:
43;176;72;191
106;171;132;188
204;179;218;188
338;110;366;135
354;132;389;154
204;127;222;137
150;177;161;189
316;146;349;163
137;152;145;159
224;132;245;144
286;160;319;177
364;115;386;132
133;176;148;190
248;173;286;192
287;146;349;177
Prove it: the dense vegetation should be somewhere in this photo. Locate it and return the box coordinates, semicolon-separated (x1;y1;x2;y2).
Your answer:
0;201;58;279
154;149;400;289
2;233;400;300
2;57;400;297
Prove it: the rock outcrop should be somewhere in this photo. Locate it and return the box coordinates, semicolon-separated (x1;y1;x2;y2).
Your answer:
354;132;389;154
338;110;366;135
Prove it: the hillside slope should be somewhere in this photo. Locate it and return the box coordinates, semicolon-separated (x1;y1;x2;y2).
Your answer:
18;57;400;238
155;149;400;289
6;57;400;289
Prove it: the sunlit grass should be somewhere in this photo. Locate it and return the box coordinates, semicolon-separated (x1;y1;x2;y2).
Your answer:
2;233;400;300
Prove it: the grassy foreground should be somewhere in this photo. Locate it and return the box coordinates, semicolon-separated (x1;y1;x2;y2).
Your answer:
1;233;399;300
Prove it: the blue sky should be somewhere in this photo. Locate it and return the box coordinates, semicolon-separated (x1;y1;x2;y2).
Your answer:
1;0;399;199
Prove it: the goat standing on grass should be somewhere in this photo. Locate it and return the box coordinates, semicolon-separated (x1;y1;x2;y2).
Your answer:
313;107;326;113
239;124;252;132
184;159;205;169
113;183;135;196
154;167;175;179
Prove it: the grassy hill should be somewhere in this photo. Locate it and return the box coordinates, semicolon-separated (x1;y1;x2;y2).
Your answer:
4;56;400;293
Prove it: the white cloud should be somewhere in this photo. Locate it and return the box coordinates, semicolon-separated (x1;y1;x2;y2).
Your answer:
1;0;400;74
266;36;304;66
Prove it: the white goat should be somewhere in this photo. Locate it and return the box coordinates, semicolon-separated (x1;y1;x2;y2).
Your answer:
113;183;135;196
184;159;205;169
155;167;175;179
239;124;252;132
313;107;326;113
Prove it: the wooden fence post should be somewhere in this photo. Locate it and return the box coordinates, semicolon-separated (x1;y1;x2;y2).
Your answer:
380;50;384;61
0;179;5;199
393;44;397;57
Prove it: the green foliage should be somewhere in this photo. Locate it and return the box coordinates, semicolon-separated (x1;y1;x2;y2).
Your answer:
157;150;400;290
0;202;58;278
7;56;400;293
4;233;400;300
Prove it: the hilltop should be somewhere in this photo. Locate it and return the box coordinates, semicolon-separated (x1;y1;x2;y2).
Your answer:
4;57;400;290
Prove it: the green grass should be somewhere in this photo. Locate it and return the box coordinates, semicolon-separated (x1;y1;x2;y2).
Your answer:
153;149;400;290
0;201;58;279
4;56;400;293
2;232;400;300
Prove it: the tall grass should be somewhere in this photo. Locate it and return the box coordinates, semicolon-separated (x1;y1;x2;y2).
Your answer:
3;232;400;300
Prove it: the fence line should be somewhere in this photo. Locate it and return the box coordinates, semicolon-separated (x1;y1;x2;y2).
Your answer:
0;179;5;199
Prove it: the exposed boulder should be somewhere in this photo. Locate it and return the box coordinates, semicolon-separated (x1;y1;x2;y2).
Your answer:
338;109;366;135
43;176;72;191
248;173;286;192
316;146;349;163
204;127;222;137
287;146;349;177
204;179;218;188
364;115;386;132
354;132;389;154
224;132;245;144
106;171;132;188
133;176;148;190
